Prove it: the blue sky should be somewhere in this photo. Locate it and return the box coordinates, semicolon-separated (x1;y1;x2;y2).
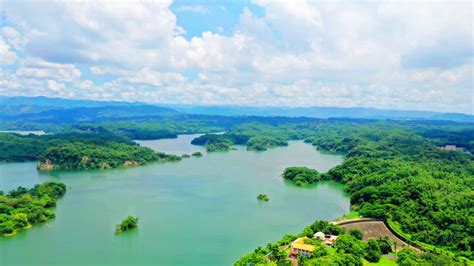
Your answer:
0;0;472;114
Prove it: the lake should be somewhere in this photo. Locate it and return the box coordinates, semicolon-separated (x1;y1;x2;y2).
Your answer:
135;133;206;155
0;137;348;265
0;130;47;135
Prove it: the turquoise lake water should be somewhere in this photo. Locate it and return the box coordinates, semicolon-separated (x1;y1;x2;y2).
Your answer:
0;137;348;265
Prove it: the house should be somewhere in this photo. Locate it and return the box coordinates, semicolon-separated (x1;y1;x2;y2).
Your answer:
290;237;315;257
323;234;338;247
288;250;298;259
440;145;464;151
314;231;325;240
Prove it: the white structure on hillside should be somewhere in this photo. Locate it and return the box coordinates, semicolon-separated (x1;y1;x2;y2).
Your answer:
314;231;325;240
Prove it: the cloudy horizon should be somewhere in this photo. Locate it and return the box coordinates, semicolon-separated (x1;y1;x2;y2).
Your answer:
0;0;472;114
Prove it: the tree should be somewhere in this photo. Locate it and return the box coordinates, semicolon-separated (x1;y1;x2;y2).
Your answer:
257;194;269;202
377;237;392;254
312;242;329;258
396;249;418;265
269;245;286;262
348;228;364;240
115;215;139;234
334;234;365;257
282;167;320;185
12;213;29;229
0;182;67;237
364;239;381;263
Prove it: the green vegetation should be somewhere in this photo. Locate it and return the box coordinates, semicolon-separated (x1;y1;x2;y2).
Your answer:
237;120;473;263
257;194;269;202
0;182;67;236
0;131;133;162
38;142;180;171
115;215;139;234
246;136;288;151
235;220;467;266
191;151;203;157
349;228;364;240
363;257;397;266
315;131;473;259
282;167;321;186
88;120;223;140
365;239;382;262
302;123;472;260
336;211;360;221
191;133;250;152
1;109;473;260
395;248;470;265
191;121;320;151
0;130;181;170
377;237;392;255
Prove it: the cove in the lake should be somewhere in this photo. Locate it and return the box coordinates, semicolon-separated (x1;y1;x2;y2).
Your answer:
0;138;348;265
135;133;206;155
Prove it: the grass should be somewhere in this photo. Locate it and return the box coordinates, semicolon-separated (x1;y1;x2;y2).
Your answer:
335;211;360;221
387;219;456;257
363;257;397;266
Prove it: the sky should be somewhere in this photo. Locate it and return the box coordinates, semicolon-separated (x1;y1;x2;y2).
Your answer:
0;0;472;114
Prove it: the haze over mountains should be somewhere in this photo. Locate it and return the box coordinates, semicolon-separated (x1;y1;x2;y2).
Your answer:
1;96;472;123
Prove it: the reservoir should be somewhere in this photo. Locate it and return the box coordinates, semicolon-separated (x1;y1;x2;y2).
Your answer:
0;137;348;265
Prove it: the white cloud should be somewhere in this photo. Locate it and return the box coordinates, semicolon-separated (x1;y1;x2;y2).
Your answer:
16;58;81;82
176;5;208;14
1;27;25;50
119;68;187;86
47;79;66;92
0;37;17;65
0;0;472;113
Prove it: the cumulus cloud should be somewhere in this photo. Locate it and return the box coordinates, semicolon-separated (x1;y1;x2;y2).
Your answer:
16;58;82;82
119;68;187;86
0;0;472;113
0;37;17;65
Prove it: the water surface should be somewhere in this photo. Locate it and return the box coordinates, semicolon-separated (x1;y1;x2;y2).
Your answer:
0;130;47;135
0;139;347;265
135;133;205;155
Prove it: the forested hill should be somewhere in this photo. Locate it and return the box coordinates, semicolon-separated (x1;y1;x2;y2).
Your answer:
305;124;474;259
171;105;474;122
0;96;141;108
236;122;473;264
1;96;472;122
0;105;180;123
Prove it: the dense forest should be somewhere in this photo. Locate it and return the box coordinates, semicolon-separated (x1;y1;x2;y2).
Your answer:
305;123;473;259
235;220;468;265
0;131;133;162
1;131;180;170
282;167;321;185
236;120;473;264
37;142;180;170
0;182;67;236
190;122;321;151
1;110;473;262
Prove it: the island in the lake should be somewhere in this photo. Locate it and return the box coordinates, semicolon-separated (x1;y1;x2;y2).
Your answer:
0;98;472;265
37;142;181;171
282;166;321;186
0;182;67;236
115;215;139;234
257;194;269;202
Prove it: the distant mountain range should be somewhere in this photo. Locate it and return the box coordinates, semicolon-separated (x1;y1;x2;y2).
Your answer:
0;96;142;108
169;105;474;122
0;96;472;123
